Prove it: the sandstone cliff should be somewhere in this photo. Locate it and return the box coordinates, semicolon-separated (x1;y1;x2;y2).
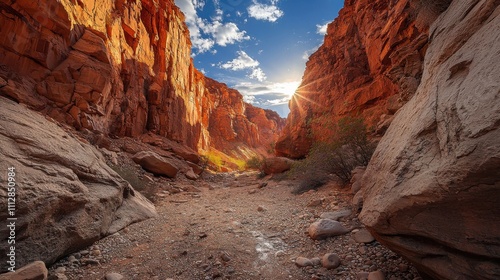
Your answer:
359;1;500;279
0;96;157;270
276;0;436;158
205;77;286;161
0;0;283;164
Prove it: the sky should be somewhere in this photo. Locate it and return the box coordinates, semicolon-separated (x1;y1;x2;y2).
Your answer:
174;0;344;117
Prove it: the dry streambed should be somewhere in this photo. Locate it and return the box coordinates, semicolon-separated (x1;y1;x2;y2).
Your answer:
49;173;421;280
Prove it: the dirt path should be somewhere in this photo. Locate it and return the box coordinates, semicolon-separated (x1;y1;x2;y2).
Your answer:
52;172;420;280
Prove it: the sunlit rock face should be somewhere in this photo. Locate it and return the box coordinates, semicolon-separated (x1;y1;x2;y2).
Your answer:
360;1;500;279
276;0;435;159
0;0;283;160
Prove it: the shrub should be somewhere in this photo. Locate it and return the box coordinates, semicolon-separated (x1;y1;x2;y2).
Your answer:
246;156;264;170
289;116;376;193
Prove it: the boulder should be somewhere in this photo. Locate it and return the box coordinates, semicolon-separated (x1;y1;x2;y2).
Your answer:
360;1;500;279
308;219;349;240
0;261;47;280
185;168;199;180
321;253;341;269
320;209;352;221
262;157;293;175
0;98;157;270
132;151;179;178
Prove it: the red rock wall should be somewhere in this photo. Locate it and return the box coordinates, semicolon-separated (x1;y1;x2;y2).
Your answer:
276;0;434;158
0;0;282;159
204;77;285;158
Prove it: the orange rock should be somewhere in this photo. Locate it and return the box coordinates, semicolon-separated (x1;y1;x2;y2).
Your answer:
276;0;431;158
0;0;284;164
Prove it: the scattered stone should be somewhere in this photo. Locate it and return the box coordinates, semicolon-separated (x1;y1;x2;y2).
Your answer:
105;272;124;280
399;264;409;272
199;232;208;239
310;257;322;266
54;267;66;274
353;229;375;244
308;219;349;240
357;272;370;280
295;257;314;267
132;151;179;178
262;157;293;174
321;253;341;269
248;189;257;194
220;252;231;262
0;261;48;280
258;182;268;189
368;270;385;280
185;168;199;180
320;209;352;221
68;255;77;263
307;199;323;207
81;258;100;266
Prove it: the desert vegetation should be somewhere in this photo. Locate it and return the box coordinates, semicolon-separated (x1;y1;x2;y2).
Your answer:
287;116;376;193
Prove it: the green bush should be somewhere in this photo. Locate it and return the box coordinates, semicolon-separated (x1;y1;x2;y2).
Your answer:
246;156;264;170
289;116;376;193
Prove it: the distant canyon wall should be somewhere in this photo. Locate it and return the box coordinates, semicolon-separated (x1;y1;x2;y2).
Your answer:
0;0;282;159
276;0;443;158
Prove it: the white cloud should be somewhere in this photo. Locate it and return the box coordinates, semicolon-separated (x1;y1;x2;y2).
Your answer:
220;51;267;82
248;0;284;22
249;68;267;82
202;21;250;46
221;51;259;70
175;0;250;54
316;22;329;35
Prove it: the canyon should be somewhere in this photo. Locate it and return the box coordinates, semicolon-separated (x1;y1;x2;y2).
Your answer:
0;0;283;165
0;0;499;279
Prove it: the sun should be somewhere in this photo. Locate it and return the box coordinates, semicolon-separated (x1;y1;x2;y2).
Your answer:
273;81;301;98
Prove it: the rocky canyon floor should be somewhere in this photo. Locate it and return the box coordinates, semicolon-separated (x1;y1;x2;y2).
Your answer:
49;172;421;280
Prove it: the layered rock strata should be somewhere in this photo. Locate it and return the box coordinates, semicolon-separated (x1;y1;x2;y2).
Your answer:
276;0;436;158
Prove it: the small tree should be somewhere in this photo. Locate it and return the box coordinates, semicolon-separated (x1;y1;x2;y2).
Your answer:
289;116;375;193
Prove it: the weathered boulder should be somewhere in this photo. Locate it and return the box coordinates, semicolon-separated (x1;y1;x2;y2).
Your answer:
132;151;179;178
360;1;500;279
262;157;294;174
321;253;341;270
0;261;47;280
0;98;157;271
308;219;350;240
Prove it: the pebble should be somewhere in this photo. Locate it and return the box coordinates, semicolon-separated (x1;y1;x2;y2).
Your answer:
220;252;231;262
399;264;409;272
321;253;341;269
295;257;314;267
310;257;321;266
354;229;375;244
307;199;323;207
257;206;267;212
357;272;370;280
105;273;124;280
248;189;257;194
368;270;385;280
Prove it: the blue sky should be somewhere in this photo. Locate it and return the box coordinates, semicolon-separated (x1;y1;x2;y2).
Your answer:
174;0;344;117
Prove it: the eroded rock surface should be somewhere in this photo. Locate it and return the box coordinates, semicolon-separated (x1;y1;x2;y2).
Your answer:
276;0;438;158
0;0;284;164
360;1;500;279
0;97;157;270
